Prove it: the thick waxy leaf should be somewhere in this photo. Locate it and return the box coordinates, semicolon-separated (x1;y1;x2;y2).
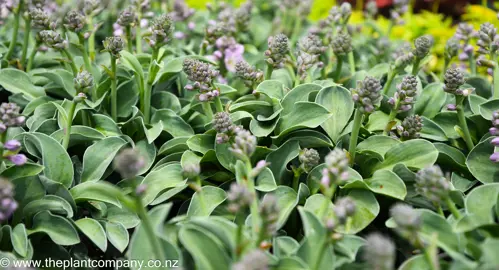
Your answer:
281;83;323;114
179;226;231;270
74;218;107;252
276;102;331;136
457;183;499;231
479;99;499;120
11;224;28;257
266;140;300;184
1;163;44;180
466;138;499;184
343;169;407;200
256;80;286;99
316;86;354;143
70;181;125;207
261;184;310;230
372;139;439;172
81;137;128;182
35;69;76;98
23;195;73;219
106;222;129;253
140;163;185;205
27;211;80;246
20;132;74;188
335;190;380;234
151;109;194;137
414;82;446;118
0;68;45;100
187;186;227;217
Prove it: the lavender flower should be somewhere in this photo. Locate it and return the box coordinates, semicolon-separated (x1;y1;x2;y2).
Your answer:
489;111;499;162
171;0;194;22
477;22;498;55
7;154;27;166
3;140;21;151
321;149;349;187
363;233;396;270
299;148;320;172
227;182;254;213
352;76;382;114
454;23;476;43
415;165;451;205
390;0;408;25
0;178;18;222
397;115;423;140
0;103;25;127
113;148;146;179
235;1;252;32
265;34;289;68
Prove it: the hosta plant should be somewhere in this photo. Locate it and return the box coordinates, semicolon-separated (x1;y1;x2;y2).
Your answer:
0;0;498;270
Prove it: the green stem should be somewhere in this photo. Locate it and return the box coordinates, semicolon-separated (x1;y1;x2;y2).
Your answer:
348;109;363;166
456;96;474;151
20;17;31;69
62;49;78;76
436;205;444;217
318;185;336;220
383;70;396;95
412;57;421;76
126;26;133;52
135;13;143;54
384;109;398;135
110;55;118;121
134;196;166;261
144;48;159;124
244;159;260;247
4;0;24;61
290;17;303;45
78;33;92;73
348;51;355;74
62;100;77;150
265;63;273;80
445;197;462;219
492;53;499;99
235;220;244;260
334;57;343;82
88;16;96;61
292;168;302;191
214;96;223;113
27;41;39;72
423;247;439;270
469;52;476;75
202;102;214;120
312;240;328;270
442;58;450;81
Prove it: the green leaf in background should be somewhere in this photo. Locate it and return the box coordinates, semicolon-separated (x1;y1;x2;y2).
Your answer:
80;137;128;182
27;211;80;246
316;86;354;143
266;140;300;184
74;218;108;252
466;138;499;184
151;109;194;137
343;169;407;200
70;181;124;207
20;132;74;189
335;190;380;234
35;69;76;98
0;68;45;100
414;82;446;118
140;163;185;205
23;195;74;219
479;98;499;120
11;224;28;257
1;163;44;180
187;186;227;217
105;222;129;253
255;80;286;99
276;102;332;136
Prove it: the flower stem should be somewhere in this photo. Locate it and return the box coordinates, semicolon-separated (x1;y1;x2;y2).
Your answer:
144;48;159;124
26;41;40;72
348;51;355;74
292;167;302;191
334;57;343;82
348;109;363;166
265;63;273;80
382;70;396;95
125;26;133;52
78;33;92;73
214;96;224;113
20;17;31;69
412;57;421;76
87;16;96;61
62;100;77;150
455;96;474;151
202;102;214;120
423;247;439;270
243;159;260;247
110;55;118;121
445;197;461;219
468;52;476;75
441;58;450;81
62;49;78;76
384;109;398;135
4;0;24;61
135;13;143;54
134;196;166;261
492;53;499;99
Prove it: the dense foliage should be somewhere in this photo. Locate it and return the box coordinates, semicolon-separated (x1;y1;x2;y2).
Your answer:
0;0;499;269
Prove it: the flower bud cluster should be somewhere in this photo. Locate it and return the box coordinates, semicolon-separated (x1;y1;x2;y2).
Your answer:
83;0;101;16
443;68;465;95
117;6;137;27
364;0;378;19
149;14;174;48
489;111;499;162
477;23;498;55
413;35;432;59
363;233;396;270
296;33;327;80
227;182;254;213
352;76;382;114
259;195;279;239
334;197;356;224
29;8;54;30
415;165;451;205
103;36;125;57
397;115;423;140
235;60;263;87
64;10;85;33
388;75;418;113
74;70;94;94
299;148;320;172
229;128;257;160
183;59;220;101
444;37;459;61
326;2;351;26
182;163;201;180
171;0;194;22
321;149;349;188
0;103;27;167
233;250;269;270
235;1;252;32
0;178;18;222
331;31;352;56
113;148;146;179
39;30;68;50
265;34;289;68
390;203;422;245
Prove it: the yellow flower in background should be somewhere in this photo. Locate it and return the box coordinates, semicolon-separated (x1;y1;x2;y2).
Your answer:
462;5;498;28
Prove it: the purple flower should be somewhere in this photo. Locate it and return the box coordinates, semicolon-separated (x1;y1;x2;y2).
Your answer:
224;44;244;73
174;31;185;39
491;137;499;146
7;154;27;166
3;140;21;151
447;104;457;111
490;152;499;162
